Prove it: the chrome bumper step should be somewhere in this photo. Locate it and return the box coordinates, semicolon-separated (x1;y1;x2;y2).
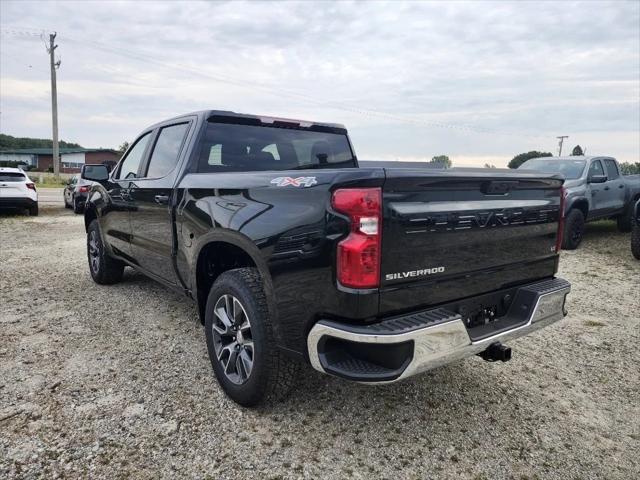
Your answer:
307;278;571;383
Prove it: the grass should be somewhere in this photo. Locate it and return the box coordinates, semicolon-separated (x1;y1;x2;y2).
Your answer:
34;179;68;188
584;320;606;327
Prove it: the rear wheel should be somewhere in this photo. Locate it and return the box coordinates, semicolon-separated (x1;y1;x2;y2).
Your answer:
204;268;299;407
562;209;585;250
616;205;633;232
87;219;124;284
64;194;71;209
632;220;640;260
29;204;38;216
73;196;83;214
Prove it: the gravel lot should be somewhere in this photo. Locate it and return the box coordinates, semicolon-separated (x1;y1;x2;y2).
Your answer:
1;207;638;479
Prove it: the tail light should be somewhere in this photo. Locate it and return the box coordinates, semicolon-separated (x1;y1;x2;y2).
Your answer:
26;183;36;191
555;186;567;253
331;188;382;288
79;185;90;193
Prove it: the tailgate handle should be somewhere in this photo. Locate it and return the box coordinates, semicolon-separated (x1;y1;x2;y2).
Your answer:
483;181;518;195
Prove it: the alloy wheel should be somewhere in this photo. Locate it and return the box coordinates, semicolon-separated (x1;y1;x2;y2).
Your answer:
212;294;254;385
88;230;100;274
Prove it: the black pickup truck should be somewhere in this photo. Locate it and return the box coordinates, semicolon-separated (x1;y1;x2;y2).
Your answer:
82;110;571;406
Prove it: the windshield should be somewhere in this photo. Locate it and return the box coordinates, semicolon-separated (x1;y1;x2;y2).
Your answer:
198;122;356;172
519;159;586;179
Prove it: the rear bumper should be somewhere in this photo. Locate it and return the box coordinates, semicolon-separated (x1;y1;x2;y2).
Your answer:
307;277;571;383
0;197;37;209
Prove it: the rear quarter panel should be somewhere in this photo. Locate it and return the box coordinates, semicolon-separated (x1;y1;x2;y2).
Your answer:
175;168;385;355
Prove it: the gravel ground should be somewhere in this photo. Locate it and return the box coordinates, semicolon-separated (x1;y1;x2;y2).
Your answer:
1;207;638;479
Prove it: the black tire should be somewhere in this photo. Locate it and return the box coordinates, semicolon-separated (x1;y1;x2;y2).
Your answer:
73;196;83;214
632;221;640;260
64;194;71;209
29;204;38;216
616;205;633;233
87;219;125;284
562;209;585;250
204;268;299;407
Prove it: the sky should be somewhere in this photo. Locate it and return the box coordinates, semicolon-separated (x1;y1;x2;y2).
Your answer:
0;0;638;167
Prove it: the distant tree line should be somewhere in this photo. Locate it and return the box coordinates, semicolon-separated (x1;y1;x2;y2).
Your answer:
619;162;640;175
0;133;82;150
430;155;451;168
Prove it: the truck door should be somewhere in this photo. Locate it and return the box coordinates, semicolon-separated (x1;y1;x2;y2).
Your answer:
128;122;191;284
587;159;608;217
102;132;153;259
602;158;625;213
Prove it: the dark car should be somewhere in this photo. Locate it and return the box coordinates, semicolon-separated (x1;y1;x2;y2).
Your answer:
81;110;571;407
632;199;640;260
63;172;97;213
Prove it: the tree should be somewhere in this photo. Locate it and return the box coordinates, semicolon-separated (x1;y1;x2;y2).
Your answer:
117;141;130;156
0;133;82;149
571;145;584;156
508;151;553;169
619;162;640;175
430;155;451;168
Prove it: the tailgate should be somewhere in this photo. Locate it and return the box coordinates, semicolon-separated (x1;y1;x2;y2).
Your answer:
379;169;563;315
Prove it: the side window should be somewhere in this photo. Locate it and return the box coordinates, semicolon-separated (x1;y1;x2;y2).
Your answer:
145;123;190;178
116;132;152;180
604;159;619;180
260;144;280;160
589;160;605;177
207;144;222;165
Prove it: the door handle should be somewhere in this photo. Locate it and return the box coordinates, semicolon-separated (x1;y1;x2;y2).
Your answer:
154;195;170;205
604;186;610;191
619;184;624;189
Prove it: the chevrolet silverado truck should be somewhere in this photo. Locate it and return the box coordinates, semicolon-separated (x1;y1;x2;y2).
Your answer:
518;156;640;249
81;110;571;407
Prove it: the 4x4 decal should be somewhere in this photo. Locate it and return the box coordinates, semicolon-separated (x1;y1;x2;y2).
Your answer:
270;176;317;188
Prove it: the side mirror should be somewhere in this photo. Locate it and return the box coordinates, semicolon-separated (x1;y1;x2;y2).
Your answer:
588;175;607;184
81;164;109;182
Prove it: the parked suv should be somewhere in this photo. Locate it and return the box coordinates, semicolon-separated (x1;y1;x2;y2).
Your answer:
519;156;640;249
0;167;38;216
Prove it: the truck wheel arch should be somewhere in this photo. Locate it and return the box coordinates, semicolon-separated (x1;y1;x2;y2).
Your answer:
192;234;276;327
84;204;98;232
567;198;589;219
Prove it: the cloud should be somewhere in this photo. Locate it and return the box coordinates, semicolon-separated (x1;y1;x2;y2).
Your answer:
0;0;638;164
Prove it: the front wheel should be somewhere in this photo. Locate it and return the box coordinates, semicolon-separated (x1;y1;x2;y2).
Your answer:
87;219;124;284
204;268;299;407
562;209;585;250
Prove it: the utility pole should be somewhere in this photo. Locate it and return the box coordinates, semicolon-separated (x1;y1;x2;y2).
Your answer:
556;135;568;157
47;33;61;176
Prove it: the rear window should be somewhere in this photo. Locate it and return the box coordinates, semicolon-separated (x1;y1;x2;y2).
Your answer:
0;172;26;182
197;122;355;172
